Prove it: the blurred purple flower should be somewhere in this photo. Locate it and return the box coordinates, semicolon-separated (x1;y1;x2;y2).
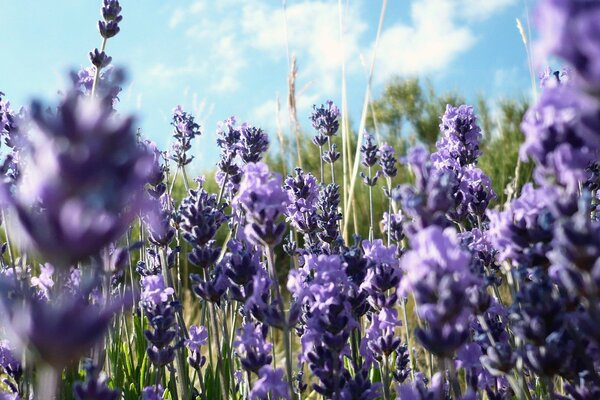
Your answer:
10;92;150;266
535;0;600;88
250;365;290;400
141;385;164;400
234;162;290;246
234;322;273;375
521;82;600;190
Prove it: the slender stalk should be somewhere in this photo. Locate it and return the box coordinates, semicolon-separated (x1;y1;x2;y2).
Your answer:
37;364;60;400
319;146;324;184
209;301;229;399
446;358;462;399
181;164;191;192
91;37;108;98
328;137;336;184
264;245;295;398
381;356;391;400
159;248;190;400
342;0;388;236
368;167;374;241
401;297;416;380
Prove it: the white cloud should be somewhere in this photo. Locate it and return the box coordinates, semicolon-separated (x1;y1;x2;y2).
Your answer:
459;0;517;20
373;0;515;83
168;8;186;29
241;2;367;93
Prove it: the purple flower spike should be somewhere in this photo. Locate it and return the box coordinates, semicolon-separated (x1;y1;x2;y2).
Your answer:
170;106;201;167
98;0;123;39
378;143;398;179
310;100;340;137
284;168;319;236
433;104;482;167
0;341;21;383
401;226;475;358
520;81;600;191
234;162;290;246
250;365;290;400
185;325;208;370
141;385;164;400
185;325;208;352
10;92;150;266
179;179;227;268
0;279;131;369
234;322;273;375
73;360;119;400
239;125;269;164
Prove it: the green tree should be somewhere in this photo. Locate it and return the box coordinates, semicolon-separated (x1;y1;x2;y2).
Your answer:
366;77;465;148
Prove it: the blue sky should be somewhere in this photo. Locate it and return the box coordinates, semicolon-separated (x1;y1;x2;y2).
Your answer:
0;0;535;172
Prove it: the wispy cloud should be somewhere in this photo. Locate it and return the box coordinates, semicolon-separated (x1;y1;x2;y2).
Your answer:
374;0;516;83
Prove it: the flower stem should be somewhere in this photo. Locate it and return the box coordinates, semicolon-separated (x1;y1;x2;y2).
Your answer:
37;364;60;400
264;245;295;399
159;248;190;400
91;37;108;98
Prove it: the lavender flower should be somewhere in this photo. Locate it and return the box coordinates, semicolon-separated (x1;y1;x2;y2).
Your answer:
190;265;228;304
216;116;243;199
310;101;340;137
142;140;166;199
433;104;482;167
486;183;557;267
381;212;405;244
141;385;164;400
11;92;150;266
396;373;447;400
239;125;269;164
234;322;273;374
535;0;600;88
316;183;342;243
30;263;54;300
283;168;319;236
455;166;496;218
361;133;379;168
140;275;178;368
170;106;200;167
179;178;227;268
71;66;124;106
185;325;208;370
233;162;290;246
98;0;122;39
0;278;130;369
88;49;112;69
73;360;119;400
392;146;457;236
521;82;600;190
0;341;21;384
360;133;381;187
361;240;401;310
295;254;355;397
222;239;263;302
401;226;475;357
250;366;290;400
378;144;398;179
364;307;402;360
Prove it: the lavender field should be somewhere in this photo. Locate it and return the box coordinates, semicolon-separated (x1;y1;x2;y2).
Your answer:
0;0;599;399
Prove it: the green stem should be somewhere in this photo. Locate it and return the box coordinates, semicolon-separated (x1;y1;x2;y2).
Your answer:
264;245;295;399
159;248;190;400
401;297;416;380
91;37;108;98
